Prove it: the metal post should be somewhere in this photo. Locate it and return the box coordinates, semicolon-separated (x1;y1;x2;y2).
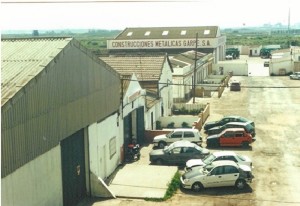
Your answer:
193;33;198;104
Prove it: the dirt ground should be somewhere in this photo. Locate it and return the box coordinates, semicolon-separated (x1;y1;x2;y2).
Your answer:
86;71;300;206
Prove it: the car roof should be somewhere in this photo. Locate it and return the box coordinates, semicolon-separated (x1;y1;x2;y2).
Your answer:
223;128;245;132
213;151;236;157
225;121;250;126
170;140;196;148
211;160;238;167
173;128;197;132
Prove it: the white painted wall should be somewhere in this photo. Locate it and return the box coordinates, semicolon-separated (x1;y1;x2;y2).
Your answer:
1;146;63;206
213;61;248;76
159;59;173;116
122;74;145;118
88;113;122;196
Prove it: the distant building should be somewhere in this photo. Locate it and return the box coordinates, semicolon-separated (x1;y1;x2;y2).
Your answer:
107;26;226;62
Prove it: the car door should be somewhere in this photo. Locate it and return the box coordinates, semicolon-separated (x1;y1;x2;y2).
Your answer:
166;147;182;165
179;147;200;164
169;131;183;143
220;131;235;146
202;166;224;188
183;131;196;142
219;166;240;186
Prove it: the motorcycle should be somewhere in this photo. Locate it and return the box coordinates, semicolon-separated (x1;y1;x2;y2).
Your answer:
125;143;141;162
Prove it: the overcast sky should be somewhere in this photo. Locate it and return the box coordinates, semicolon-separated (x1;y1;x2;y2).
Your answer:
0;0;299;31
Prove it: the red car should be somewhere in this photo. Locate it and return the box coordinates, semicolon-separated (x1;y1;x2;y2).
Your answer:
206;128;254;148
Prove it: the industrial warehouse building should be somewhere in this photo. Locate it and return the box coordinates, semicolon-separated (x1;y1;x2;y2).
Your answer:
107;26;226;62
1;37;122;206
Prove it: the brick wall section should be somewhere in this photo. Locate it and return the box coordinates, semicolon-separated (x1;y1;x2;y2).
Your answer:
144;103;210;144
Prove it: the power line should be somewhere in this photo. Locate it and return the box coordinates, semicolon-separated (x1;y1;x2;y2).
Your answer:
123;78;300;89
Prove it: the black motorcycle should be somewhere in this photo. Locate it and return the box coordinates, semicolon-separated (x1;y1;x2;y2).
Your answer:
125;143;141;162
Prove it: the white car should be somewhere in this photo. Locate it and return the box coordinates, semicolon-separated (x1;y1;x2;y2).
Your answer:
181;160;254;192
153;128;202;148
185;151;252;171
290;72;300;80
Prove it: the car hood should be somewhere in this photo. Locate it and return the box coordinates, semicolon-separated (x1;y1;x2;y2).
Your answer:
183;167;205;179
153;134;167;142
149;149;164;156
201;148;210;155
208;126;222;131
186;159;205;168
239;164;252;172
206;134;219;140
205;121;218;127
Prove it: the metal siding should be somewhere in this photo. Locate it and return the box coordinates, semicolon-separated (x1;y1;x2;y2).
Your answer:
1;38;120;178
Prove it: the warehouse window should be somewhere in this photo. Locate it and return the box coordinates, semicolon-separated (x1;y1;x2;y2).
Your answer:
162;31;169;36
144;31;151;36
127;32;133;36
181;30;187;35
109;136;117;159
204;30;210;35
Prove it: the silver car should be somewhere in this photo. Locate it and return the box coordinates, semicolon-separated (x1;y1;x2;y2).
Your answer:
181;160;254;192
149;140;209;165
290;72;300;80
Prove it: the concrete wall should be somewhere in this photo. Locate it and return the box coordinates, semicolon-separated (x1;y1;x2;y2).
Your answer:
159;59;173;116
270;57;294;75
213;61;248;76
88;113;122;197
1;146;63;206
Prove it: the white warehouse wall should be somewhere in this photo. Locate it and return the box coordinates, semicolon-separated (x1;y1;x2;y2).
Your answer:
1;146;63;206
88;113;122;196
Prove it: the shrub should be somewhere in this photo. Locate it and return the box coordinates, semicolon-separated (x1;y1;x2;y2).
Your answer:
167;122;175;128
156;121;162;130
181;122;189;128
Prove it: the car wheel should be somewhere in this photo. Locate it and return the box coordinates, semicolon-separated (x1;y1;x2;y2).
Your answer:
158;141;166;149
242;142;249;148
192;182;203;192
156;159;163;165
235;179;246;190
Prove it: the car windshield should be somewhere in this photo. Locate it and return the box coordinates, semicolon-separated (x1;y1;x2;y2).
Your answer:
166;130;174;138
202;164;214;174
202;154;216;165
239;117;248;122
236;155;246;161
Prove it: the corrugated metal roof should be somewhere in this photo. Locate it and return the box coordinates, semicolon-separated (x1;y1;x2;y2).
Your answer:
170;50;207;68
115;26;219;40
1;37;72;106
100;54;167;81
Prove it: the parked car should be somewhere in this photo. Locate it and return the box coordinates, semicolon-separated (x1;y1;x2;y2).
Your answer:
149;140;210;165
185;151;252;171
206;121;256;137
230;80;241;91
153;128;202;148
203;115;254;131
289;72;300;80
206;128;255;148
180;160;254;192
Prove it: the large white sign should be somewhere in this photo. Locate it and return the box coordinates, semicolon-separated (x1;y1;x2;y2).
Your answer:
107;37;226;50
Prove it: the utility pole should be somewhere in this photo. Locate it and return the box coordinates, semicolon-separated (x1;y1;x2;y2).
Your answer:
193;33;198;104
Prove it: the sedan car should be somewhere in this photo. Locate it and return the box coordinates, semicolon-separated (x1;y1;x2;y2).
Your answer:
149;140;210;165
206;128;254;148
181;160;254;192
185;151;252;171
290;72;300;80
206;121;255;137
203;115;254;131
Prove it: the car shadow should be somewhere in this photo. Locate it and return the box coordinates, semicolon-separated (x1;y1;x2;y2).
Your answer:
180;184;253;196
206;145;253;151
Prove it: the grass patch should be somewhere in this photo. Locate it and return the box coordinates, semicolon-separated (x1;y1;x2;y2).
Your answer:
145;171;181;202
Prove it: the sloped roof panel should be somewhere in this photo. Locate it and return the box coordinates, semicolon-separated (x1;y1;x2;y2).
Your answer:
100;55;166;81
1;37;72;106
115;26;219;40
